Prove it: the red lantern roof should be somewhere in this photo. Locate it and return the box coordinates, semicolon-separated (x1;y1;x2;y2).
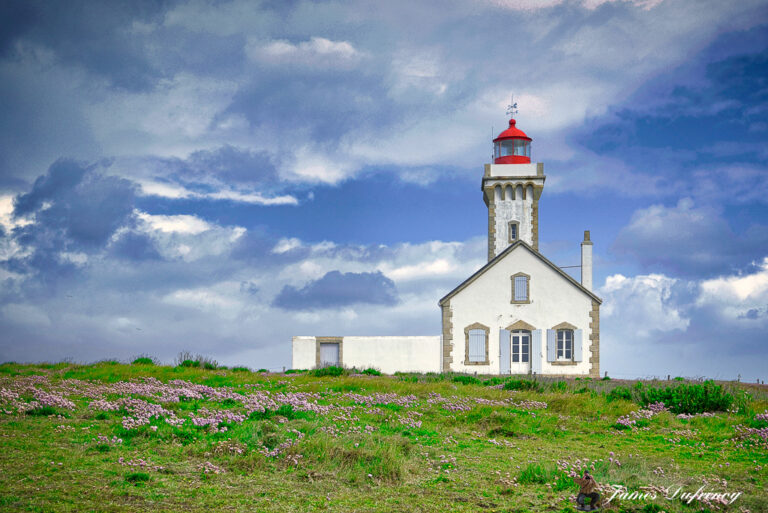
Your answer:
493;119;531;142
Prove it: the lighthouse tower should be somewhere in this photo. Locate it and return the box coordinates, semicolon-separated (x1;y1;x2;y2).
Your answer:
483;117;545;260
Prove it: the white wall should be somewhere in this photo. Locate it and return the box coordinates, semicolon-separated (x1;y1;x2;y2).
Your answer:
487;163;540;178
494;194;533;252
343;336;441;374
291;335;442;374
448;246;593;376
292;336;317;370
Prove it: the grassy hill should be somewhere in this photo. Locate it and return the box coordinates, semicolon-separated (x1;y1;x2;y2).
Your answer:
0;361;766;512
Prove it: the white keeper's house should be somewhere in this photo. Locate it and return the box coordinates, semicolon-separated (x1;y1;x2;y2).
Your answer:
293;114;601;377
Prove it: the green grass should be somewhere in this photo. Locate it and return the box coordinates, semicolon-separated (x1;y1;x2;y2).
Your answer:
0;362;766;512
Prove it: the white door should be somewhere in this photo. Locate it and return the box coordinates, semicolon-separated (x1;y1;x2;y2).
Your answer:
319;343;339;366
510;330;531;374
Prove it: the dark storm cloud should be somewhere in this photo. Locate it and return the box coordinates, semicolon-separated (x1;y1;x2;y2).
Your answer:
13;159;136;249
3;160;138;283
0;0;172;91
612;199;768;278
272;270;398;310
576;32;768;201
0;1;37;57
108;231;161;261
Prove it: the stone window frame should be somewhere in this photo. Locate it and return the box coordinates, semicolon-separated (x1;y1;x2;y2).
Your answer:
550;322;577;366
508;220;520;243
510;272;531;304
315;337;343;368
464;322;490;365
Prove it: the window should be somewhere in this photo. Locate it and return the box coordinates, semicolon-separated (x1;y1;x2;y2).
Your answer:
511;273;530;303
495;139;531;158
508;221;519;242
557;330;573;360
511;330;530;363
464;323;489;365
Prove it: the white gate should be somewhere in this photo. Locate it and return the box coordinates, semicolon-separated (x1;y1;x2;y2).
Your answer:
319;343;340;366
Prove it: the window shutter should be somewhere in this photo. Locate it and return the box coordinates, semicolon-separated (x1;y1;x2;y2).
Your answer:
499;329;510;357
574;329;583;362
514;276;528;301
468;329;486;362
546;329;556;362
531;330;542;374
499;329;511;374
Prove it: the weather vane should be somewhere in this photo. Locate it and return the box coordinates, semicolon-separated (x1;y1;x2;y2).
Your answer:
506;95;518;117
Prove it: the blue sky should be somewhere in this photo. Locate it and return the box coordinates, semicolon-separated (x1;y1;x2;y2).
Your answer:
1;0;767;379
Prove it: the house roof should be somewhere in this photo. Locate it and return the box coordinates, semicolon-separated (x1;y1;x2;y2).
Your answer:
438;240;602;306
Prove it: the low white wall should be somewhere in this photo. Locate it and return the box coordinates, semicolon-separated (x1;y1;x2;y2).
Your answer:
343;336;441;374
291;335;441;374
292;336;317;370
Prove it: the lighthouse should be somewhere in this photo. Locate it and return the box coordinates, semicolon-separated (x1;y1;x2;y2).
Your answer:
483;117;545;259
294;102;601;378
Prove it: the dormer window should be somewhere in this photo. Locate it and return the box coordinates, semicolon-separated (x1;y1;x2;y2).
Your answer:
508;221;519;242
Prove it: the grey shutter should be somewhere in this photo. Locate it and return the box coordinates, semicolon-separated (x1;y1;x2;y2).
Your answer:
546;329;556;362
574;329;583;362
469;329;486;362
514;276;527;301
531;330;542;374
499;329;511;374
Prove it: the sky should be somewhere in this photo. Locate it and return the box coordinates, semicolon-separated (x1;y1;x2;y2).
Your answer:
1;0;767;379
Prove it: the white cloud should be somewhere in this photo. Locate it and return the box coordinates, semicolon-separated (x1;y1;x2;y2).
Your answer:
163;285;244;319
137;181;299;206
59;252;88;266
136;181;192;200
0;195;34;264
207;189;298;206
600;273;690;337
384;259;456;281
697;257;768;323
283;146;358;184
132;211;246;262
247;37;363;67
137;212;213;235
0;195;32;231
272;238;303;254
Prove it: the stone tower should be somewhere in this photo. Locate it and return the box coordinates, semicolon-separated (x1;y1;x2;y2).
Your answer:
482;118;545;260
